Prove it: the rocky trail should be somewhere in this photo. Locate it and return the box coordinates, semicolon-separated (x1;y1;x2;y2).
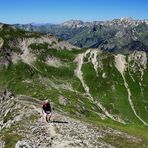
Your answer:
0;90;143;148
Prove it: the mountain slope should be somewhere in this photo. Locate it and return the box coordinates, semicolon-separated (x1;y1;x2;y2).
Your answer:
15;18;148;52
1;90;147;148
0;24;148;147
0;24;148;125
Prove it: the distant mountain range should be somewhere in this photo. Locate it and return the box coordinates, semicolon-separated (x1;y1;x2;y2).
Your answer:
0;22;148;147
15;18;148;53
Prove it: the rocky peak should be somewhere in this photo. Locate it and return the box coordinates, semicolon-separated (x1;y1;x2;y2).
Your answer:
61;18;148;29
61;20;85;28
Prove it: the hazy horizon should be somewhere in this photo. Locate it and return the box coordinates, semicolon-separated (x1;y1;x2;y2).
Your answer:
3;17;146;25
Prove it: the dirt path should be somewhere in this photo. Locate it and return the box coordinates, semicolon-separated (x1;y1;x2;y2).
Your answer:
0;93;141;148
14;96;113;148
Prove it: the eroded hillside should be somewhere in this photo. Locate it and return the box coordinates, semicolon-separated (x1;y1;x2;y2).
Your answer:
0;24;148;147
15;18;148;52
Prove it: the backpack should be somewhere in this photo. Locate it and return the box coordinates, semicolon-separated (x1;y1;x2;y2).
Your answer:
42;102;51;112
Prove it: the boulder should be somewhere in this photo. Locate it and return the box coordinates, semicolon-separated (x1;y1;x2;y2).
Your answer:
58;96;68;106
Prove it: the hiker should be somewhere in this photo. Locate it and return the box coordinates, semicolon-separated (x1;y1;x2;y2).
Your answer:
41;100;52;122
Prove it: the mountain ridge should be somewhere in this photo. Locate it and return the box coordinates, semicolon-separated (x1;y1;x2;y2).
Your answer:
0;23;148;147
1;90;146;148
14;17;148;27
14;18;148;52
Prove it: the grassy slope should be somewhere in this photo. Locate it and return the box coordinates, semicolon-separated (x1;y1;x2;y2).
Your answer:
82;53;142;124
0;26;148;146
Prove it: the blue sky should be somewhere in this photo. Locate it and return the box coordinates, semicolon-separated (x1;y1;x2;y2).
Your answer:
0;0;148;24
